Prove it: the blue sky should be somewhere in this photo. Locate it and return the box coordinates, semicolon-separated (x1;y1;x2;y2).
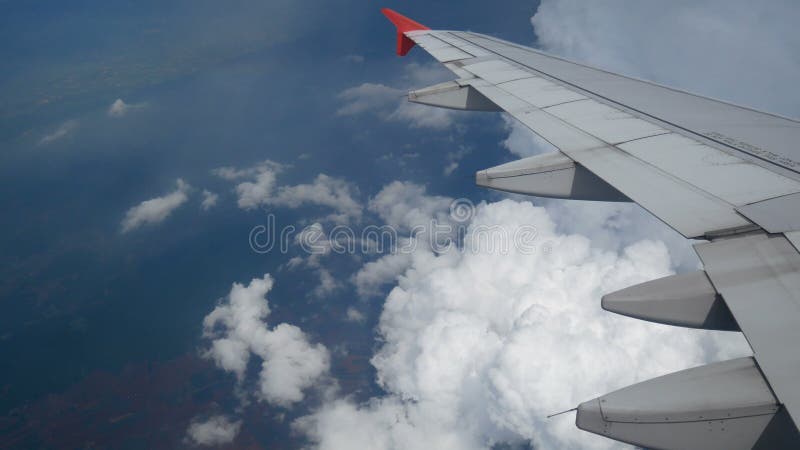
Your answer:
1;1;799;448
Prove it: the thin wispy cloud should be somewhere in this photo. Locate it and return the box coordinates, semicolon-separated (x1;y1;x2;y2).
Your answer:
335;63;460;130
120;179;190;233
39;120;78;145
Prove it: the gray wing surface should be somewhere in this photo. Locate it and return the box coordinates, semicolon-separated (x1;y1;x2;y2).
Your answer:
386;13;800;449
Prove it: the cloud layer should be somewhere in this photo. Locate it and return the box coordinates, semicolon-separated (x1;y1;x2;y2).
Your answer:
298;190;749;450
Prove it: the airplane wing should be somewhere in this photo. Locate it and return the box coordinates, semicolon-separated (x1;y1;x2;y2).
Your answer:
382;8;800;449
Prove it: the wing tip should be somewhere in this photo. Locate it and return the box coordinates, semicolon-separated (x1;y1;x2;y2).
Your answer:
381;8;429;56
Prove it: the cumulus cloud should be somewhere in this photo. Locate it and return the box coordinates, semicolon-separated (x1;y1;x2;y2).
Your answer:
185;415;241;446
351;181;471;298
202;274;330;407
297;196;749;450
39;120;78;145
543;200;700;273
215;161;361;223
200;190;219;211
213;160;284;209
273;174;362;223
120;179;190;233
352;251;413;299
368;181;454;233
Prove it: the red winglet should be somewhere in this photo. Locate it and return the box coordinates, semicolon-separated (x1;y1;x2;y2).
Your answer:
381;8;430;56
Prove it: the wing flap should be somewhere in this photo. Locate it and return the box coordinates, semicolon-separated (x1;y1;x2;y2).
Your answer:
738;193;800;233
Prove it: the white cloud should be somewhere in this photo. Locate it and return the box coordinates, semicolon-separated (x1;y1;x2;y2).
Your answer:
213;160;284;181
107;98;146;118
336;63;460;130
368;181;454;232
351;182;463;298
336;83;401;116
294;222;333;267
213;160;284;209
542;200;701;273
290;223;346;298
352;251;413;299
215;161;361;223
297;196;749;450
39;120;78;145
120;179;190;233
443;145;471;176
273;174;362;224
185;415;241;446
202;274;330;407
201;190;219;211
345;307;365;324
